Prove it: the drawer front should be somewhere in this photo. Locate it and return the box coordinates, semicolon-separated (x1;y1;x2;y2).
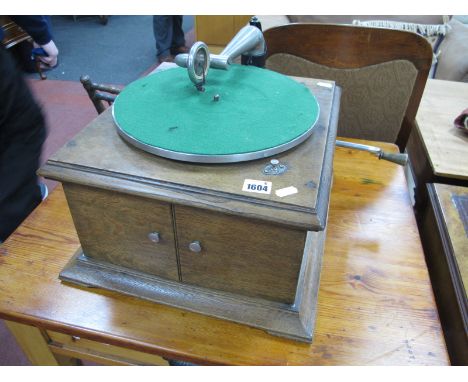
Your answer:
46;331;169;366
64;183;178;281
175;205;307;304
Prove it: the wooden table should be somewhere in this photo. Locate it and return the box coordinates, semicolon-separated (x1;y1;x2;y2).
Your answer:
419;183;468;365
407;79;468;211
0;139;449;365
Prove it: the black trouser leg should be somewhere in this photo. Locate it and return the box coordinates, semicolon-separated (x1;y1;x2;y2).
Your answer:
153;15;173;58
0;46;46;241
171;16;185;50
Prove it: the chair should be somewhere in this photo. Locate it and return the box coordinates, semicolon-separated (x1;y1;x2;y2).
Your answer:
0;15;48;80
80;75;121;114
263;23;433;151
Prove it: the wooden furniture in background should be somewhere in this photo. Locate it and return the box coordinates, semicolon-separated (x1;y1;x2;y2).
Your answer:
419;183;468;365
0;15;47;80
0;140;448;365
263;23;433;151
4;321;168;365
72;16;109;25
0;15;30;48
194;16;251;53
407;79;468;212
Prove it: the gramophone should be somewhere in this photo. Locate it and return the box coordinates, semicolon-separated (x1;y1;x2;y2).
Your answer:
39;22;404;342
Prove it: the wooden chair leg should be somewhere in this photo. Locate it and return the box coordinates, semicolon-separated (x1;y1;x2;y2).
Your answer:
80;75;120;114
34;59;47;80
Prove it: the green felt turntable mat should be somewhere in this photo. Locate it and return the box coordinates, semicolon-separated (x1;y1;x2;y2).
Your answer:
113;65;319;156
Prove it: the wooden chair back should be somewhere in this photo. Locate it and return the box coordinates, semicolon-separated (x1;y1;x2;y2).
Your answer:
263;23;433;151
80;75;121;114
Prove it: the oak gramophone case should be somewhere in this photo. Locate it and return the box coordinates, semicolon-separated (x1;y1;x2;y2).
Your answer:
39;25;340;342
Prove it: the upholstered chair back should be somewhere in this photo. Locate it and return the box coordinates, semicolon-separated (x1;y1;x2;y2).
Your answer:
264;23;433;151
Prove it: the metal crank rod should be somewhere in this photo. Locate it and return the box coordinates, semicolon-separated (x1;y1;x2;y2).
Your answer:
335;140;408;166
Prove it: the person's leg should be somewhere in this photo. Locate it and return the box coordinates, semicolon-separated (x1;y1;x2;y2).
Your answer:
153;16;174;61
170;16;187;54
0;47;46;242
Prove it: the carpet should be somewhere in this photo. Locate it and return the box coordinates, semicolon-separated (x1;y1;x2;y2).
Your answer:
25;15;194;85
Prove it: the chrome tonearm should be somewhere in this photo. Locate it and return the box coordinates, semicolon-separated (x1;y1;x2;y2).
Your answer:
174;25;266;89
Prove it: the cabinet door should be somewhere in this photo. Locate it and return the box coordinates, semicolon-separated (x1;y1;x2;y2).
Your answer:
175;205;307;304
64;183;179;281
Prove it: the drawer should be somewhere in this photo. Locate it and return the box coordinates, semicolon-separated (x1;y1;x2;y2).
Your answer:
175;205;307;304
46;330;168;366
63;183;179;281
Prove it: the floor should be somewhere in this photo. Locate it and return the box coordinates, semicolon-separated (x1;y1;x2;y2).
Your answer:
26;16;195;85
0;15;195;366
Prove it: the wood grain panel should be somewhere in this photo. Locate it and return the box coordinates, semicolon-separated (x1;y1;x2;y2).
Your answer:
47;331;169;365
195;16;251;46
63;183;179;281
176;205;306;303
0;140;449;365
233;16;252;34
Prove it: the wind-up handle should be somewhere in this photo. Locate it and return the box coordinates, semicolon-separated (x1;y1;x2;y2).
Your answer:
379;151;408;166
336;140;408;166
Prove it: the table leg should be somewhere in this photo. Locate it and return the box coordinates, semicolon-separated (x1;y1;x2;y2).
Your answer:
4;321;59;365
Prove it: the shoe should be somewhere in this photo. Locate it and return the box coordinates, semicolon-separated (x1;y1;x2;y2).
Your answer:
39;182;48;201
158;55;174;64
171;46;190;55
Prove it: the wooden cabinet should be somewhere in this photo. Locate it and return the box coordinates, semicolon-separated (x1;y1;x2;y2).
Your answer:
39;77;340;342
195;16;252;53
420;183;468;365
406;79;468;213
62;184;308;304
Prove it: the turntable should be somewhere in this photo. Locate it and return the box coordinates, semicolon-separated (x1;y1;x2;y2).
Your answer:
40;25;341;342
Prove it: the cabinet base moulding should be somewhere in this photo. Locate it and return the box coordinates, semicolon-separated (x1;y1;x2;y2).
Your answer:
60;230;324;343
